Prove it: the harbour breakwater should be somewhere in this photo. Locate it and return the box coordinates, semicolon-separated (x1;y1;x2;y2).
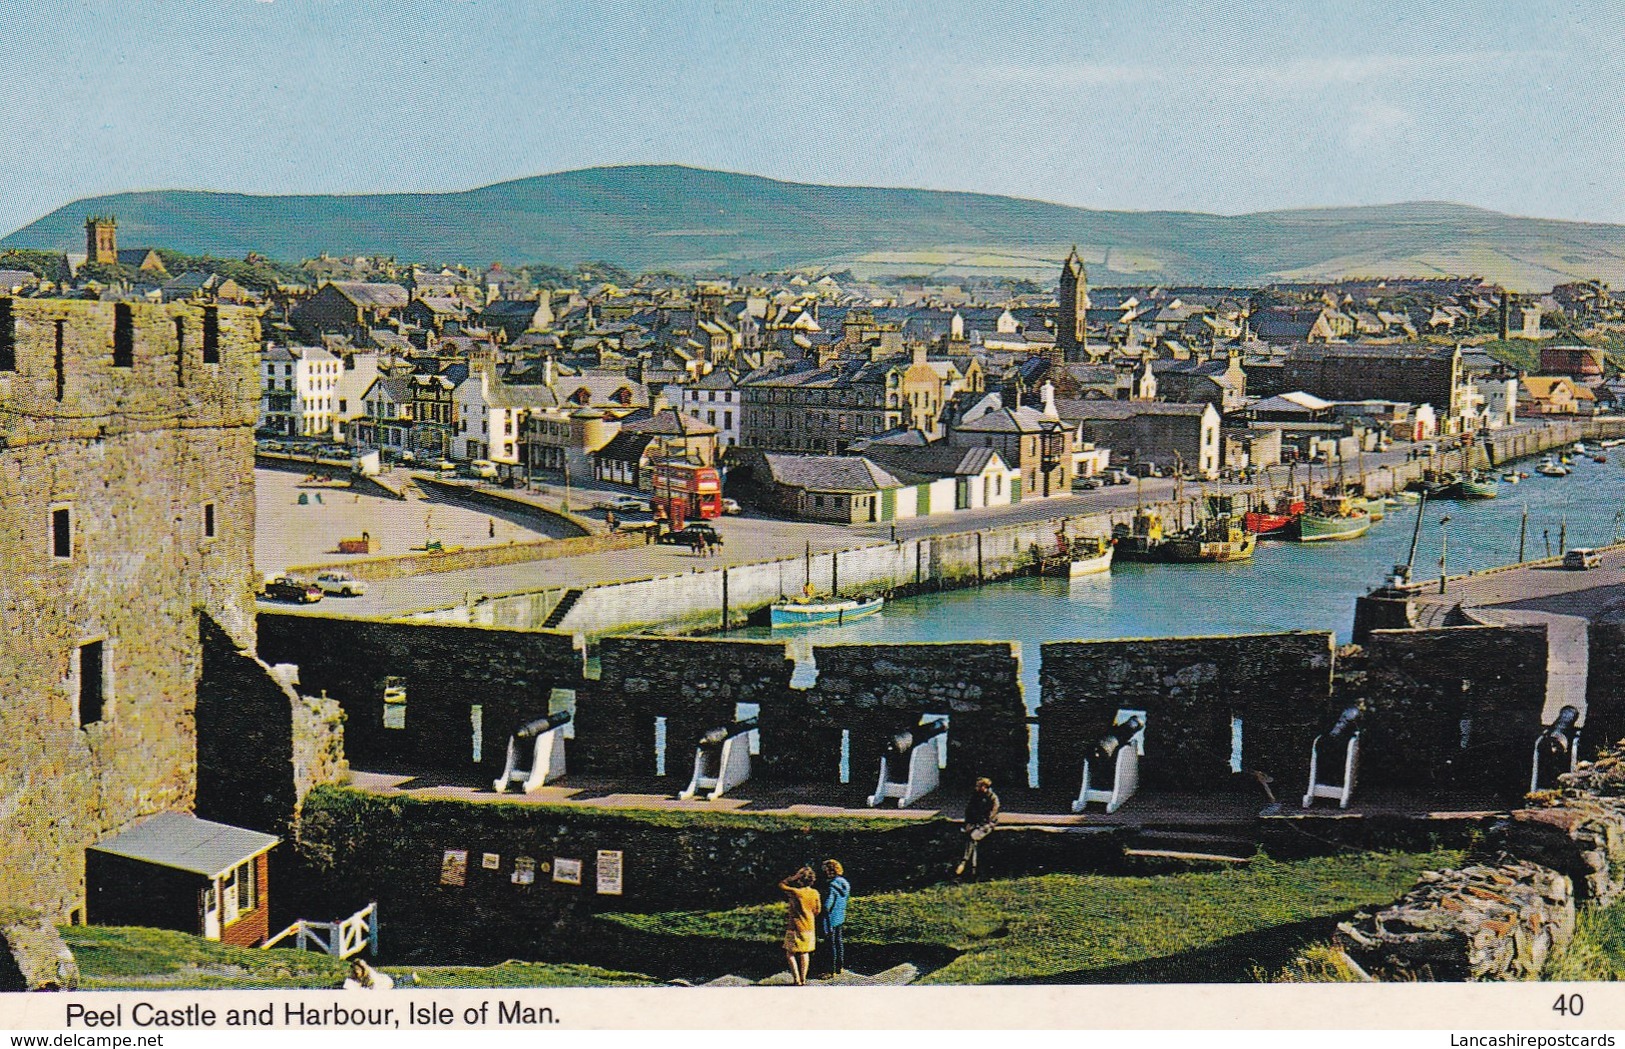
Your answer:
403;419;1605;638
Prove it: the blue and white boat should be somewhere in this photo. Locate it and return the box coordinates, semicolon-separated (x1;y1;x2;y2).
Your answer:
770;593;884;628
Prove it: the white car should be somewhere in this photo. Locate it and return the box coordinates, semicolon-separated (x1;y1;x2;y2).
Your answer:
315;571;368;597
610;496;651;514
721;497;742;515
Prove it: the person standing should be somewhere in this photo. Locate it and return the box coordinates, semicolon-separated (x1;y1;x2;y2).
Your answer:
819;859;851;977
955;777;1000;880
778;866;821;986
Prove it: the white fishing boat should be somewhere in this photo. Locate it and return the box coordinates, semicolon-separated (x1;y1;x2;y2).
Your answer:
1537;456;1570;477
1038;534;1115;577
770;591;884;628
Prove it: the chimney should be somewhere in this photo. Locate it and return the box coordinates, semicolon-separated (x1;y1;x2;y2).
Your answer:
912;343;927;366
543;354;556;387
1041;380;1059;419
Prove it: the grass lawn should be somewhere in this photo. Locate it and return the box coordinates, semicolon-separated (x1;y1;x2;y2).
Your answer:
1543;903;1625;981
601;850;1460;984
63;927;656;990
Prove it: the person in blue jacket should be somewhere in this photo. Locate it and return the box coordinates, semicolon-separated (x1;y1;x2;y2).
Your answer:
818;858;851;977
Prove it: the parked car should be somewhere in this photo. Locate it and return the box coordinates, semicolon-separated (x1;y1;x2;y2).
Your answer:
262;576;322;603
1072;476;1103;491
607;496;651;514
468;459;499;480
1565;548;1601;570
1129;463;1162;478
397;449;416;464
658;522;723;548
1105;469;1131;485
315;570;368;597
257;440;286;453
720;497;742;515
433;459;457;474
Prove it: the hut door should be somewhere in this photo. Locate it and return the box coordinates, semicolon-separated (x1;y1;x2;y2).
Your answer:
201;882;220;940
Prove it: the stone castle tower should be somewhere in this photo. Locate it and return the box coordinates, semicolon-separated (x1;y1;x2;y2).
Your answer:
84;215;117;265
1056;246;1090;363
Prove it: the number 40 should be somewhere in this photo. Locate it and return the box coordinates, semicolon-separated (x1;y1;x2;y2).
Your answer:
1553;993;1584;1017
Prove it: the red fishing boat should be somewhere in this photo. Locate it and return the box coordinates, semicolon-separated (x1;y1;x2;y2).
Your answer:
1244;493;1306;536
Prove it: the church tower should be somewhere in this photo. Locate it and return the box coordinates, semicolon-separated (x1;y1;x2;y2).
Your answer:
1056;246;1090;363
85;216;118;266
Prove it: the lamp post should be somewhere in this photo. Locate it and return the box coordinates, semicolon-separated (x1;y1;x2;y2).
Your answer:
1438;514;1453;595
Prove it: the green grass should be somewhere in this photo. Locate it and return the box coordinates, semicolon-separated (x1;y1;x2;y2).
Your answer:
63;926;655;990
599;849;1459;984
305;783;918;835
1542;903;1625;981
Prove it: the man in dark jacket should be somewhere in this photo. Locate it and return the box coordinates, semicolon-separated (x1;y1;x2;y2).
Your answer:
955;777;1000;880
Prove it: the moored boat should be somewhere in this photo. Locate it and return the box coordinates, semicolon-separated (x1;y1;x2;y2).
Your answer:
1039;533;1114;577
770;592;884;628
1111;508;1166;561
1161;495;1258;562
1294;495;1372;542
1537;456;1570;477
1244;493;1305;536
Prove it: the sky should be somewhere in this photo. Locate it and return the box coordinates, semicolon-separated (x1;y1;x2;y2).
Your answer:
2;0;1623;236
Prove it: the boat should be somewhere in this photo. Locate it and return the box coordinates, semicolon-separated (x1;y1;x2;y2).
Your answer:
770;590;884;628
1161;495;1258;562
1354;495;1386;521
1436;471;1499;499
1295;495;1372;542
1038;533;1114;577
1395;490;1422;504
1537;457;1570;477
1111;508;1166;561
1501;471;1521;484
1244;492;1306;536
1593;454;1609;464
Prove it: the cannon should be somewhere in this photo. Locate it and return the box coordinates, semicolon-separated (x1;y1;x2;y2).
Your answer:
867;719;948;808
492;710;572;793
1302;706;1361;809
1072;714;1145;813
679;717;759;801
1530;705;1583;793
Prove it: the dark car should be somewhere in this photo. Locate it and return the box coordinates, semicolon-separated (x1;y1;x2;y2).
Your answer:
657;522;723;548
262;576;323;603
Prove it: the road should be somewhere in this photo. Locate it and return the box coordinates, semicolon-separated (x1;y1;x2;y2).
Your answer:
258;422;1570;617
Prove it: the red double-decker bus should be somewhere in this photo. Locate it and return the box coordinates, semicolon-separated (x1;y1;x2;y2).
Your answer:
650;459;722;527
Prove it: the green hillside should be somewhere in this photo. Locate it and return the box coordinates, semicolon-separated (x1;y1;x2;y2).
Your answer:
7;165;1624;290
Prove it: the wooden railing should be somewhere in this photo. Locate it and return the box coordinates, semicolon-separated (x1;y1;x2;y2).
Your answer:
264;901;377;959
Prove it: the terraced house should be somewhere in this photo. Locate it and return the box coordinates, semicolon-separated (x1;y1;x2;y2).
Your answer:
737;356;934;453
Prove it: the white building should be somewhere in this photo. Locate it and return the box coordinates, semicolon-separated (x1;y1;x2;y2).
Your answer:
331;352;378;444
259;344;343;437
680;369;741;448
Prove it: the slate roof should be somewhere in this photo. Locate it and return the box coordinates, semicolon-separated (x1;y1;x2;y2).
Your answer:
762;453;916;492
860;444;1004;478
90;811;278;878
327;281;410;308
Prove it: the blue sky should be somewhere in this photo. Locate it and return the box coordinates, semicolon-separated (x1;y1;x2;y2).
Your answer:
2;0;1622;235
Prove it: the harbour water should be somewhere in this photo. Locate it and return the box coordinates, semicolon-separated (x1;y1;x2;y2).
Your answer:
733;452;1625;708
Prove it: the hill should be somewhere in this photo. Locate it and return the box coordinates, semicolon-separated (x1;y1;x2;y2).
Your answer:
7;165;1625;291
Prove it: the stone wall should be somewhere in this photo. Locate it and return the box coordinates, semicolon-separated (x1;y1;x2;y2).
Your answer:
0;298;259;921
196;616;347;838
287;529;645;583
1037;633;1336;791
1337;861;1574;981
1363;625;1548;797
573;636;792;777
1584;614;1625;759
291;785;1125;967
758;642;1029;788
256;613;579;778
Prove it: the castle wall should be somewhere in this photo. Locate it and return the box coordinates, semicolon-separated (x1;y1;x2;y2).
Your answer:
0;298;259;920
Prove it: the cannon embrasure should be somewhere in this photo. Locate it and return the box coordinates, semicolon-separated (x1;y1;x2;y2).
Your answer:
493;709;572;793
1073;712;1145;814
868;718;948;808
1530;705;1583;793
1302;706;1361;809
679;717;760;801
